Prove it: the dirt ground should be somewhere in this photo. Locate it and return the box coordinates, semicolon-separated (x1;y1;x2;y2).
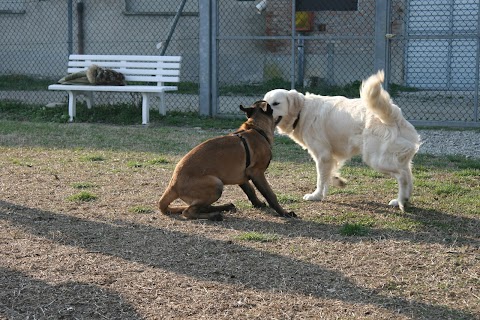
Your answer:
1;143;479;319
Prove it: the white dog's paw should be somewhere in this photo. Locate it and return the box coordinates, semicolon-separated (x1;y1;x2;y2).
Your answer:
303;193;323;201
388;199;399;207
388;199;405;211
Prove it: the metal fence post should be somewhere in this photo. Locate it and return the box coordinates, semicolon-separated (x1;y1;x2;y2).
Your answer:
290;0;296;89
211;1;218;117
374;0;390;85
475;0;480;122
199;0;211;116
67;0;73;55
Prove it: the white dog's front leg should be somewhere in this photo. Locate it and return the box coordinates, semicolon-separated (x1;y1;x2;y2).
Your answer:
303;158;332;201
303;191;323;201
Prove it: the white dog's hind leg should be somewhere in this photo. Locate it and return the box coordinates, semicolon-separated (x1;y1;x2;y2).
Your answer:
389;167;413;211
332;160;347;188
304;157;334;201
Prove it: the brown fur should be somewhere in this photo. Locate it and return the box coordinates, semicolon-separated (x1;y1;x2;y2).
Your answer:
86;65;126;85
158;101;296;220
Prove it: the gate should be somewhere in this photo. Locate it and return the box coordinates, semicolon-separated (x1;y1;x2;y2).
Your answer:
388;0;480;125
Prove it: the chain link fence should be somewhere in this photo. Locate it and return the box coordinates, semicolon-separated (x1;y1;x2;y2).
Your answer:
1;0;479;126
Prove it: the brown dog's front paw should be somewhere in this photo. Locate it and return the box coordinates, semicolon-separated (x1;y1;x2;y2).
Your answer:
253;201;267;209
225;203;237;213
281;211;297;218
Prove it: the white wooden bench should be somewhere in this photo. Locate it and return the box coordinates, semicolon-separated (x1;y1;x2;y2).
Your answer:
48;54;181;124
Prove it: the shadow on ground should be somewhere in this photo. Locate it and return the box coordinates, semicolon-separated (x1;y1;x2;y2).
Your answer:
0;200;476;319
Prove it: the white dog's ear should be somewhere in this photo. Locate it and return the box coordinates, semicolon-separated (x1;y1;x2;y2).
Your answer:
287;90;304;113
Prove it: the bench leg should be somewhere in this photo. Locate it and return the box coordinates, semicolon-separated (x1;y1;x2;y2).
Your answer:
158;92;166;116
141;93;150;125
67;91;76;122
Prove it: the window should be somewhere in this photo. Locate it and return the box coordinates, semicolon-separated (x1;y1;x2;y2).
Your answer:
0;0;25;13
295;0;358;11
125;0;198;15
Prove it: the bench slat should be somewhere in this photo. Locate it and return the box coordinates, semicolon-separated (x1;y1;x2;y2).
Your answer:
63;72;179;83
66;67;181;77
69;54;181;62
122;76;180;82
49;84;178;93
68;61;181;69
67;67;180;75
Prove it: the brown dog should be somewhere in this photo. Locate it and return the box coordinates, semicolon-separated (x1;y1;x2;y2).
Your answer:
158;100;296;220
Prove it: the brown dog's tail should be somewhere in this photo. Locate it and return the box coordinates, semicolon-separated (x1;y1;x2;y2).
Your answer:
158;185;179;215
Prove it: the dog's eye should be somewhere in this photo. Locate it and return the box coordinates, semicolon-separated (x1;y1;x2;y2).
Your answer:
272;102;280;106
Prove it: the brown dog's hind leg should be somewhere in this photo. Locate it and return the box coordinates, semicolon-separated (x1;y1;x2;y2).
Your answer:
179;175;231;220
164;206;189;215
181;203;224;221
158;185;180;215
206;203;237;213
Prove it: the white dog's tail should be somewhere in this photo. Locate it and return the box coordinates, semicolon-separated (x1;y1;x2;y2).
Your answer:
360;70;398;125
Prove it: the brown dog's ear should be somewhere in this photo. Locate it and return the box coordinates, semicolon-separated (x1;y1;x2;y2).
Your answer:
239;104;255;118
255;100;268;112
265;103;273;115
252;100;273;115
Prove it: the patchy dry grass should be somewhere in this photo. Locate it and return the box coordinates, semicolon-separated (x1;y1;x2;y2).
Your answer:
0;119;479;319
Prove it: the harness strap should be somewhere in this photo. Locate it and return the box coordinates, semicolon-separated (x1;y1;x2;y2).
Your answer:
233;133;251;168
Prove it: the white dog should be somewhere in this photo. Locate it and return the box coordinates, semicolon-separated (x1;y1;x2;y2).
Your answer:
263;71;420;211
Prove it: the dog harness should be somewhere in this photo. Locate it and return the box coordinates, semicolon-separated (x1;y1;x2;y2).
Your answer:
232;128;270;169
234;133;251;168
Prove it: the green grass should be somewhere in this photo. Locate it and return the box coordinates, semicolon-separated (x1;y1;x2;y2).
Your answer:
0;101;244;127
67;191;98;202
147;157;170;165
0;75;56;91
127;161;143;168
235;231;279;242
71;182;96;189
11;158;33;167
434;183;466;196
129;206;155;214
0;101;71;123
340;223;370;236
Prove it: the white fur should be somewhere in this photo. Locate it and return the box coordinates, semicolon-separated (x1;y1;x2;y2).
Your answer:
263;70;420;211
